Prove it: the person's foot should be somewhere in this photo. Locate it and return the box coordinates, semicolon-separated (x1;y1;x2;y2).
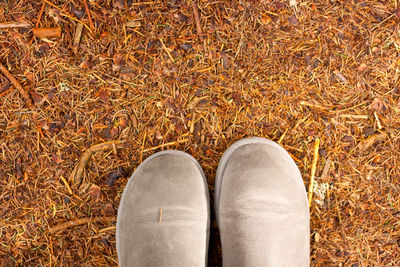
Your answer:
215;137;309;266
116;151;210;267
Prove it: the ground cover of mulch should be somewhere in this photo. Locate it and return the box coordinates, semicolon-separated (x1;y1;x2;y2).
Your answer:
1;0;400;265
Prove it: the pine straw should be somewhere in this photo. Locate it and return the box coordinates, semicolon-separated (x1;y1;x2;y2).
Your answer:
0;0;400;265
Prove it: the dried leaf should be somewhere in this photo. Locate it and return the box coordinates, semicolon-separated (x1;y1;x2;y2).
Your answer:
52;153;62;164
334;70;347;83
311;3;317;11
188;97;202;109
71;6;84;19
73;23;84;50
106;167;126;187
372;46;380;53
173;12;188;22
155;130;163;140
118;117;128;128
16;158;22;179
24;72;35;83
396;8;400;20
359;133;387;150
48;9;61;23
371;4;390;18
109;125;119;139
357;63;367;72
206;149;214;157
31;91;43;105
48;123;61;134
370;98;386;113
288;15;299;26
114;0;124;9
79;60;92;69
102;203;116;216
342;135;355;145
40;120;49;131
261;15;272;25
89;184;101;201
96;89;109;101
112;54;123;72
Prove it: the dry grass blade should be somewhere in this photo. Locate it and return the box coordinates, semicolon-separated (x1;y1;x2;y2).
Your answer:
308;138;320;207
60;175;73;195
159;38;175;62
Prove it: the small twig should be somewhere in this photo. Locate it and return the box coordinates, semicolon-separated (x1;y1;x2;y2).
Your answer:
99;226;116;233
49;216;116;234
69;141;124;185
0;87;13;98
143;138;189;152
36;1;46;28
33;27;61;38
0;63;33;107
41;0;59;10
0;22;31;29
192;1;203;41
83;0;95;30
308;138;320;207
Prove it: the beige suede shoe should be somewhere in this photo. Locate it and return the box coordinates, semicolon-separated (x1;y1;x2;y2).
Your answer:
116;151;209;267
215;137;310;267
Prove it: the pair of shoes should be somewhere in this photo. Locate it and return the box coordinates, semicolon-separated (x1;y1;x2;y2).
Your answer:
116;137;310;267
